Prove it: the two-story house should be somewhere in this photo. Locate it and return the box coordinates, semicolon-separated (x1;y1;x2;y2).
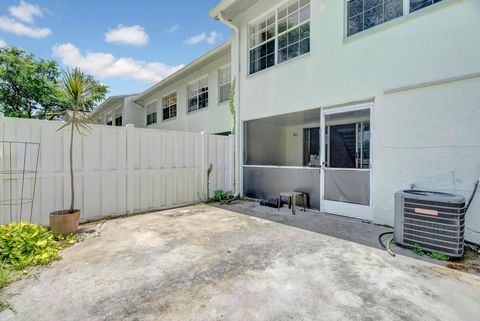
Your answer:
93;42;233;135
209;0;480;241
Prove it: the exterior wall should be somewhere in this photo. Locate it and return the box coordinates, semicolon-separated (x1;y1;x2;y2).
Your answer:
93;96;144;127
229;0;480;242
94;102;123;126
124;96;146;128
142;53;233;134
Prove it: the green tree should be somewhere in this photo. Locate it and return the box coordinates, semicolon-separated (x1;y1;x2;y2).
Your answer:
0;47;107;119
58;68;95;213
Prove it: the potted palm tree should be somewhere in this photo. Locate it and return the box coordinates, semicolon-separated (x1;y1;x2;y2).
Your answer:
50;68;93;235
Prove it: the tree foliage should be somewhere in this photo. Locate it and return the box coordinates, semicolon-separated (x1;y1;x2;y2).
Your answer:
0;47;108;119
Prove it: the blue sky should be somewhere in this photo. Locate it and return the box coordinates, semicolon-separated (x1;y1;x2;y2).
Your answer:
0;0;230;96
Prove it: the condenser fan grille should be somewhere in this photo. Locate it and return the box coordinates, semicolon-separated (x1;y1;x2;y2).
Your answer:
394;191;466;257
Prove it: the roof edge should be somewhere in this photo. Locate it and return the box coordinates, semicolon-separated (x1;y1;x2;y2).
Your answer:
209;0;237;19
135;41;231;103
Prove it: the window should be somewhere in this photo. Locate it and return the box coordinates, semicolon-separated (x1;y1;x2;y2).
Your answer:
410;0;443;13
162;92;177;120
347;0;403;37
277;0;311;63
346;0;444;37
115;110;122;127
97;117;102;125
218;65;231;103
106;113;113;126
249;12;276;74
187;76;208;113
146;102;157;125
303;127;320;167
249;0;311;75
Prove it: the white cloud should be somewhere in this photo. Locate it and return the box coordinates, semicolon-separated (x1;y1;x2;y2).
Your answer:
8;1;43;24
0;16;51;38
186;33;207;45
105;25;149;47
186;31;222;45
0;39;6;48
165;25;179;33
206;31;221;44
52;43;184;83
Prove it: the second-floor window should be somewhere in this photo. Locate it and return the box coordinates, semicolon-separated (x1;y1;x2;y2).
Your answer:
249;0;311;75
410;0;443;13
347;0;444;37
115;110;122;126
187;76;208;113
97;117;102;125
162;92;177;120
146;102;157;125
218;65;231;103
106;113;113;126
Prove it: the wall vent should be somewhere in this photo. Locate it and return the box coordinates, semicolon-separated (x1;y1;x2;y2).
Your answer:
394;190;466;258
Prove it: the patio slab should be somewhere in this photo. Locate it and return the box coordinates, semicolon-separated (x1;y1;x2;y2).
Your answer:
215;200;473;267
1;204;480;321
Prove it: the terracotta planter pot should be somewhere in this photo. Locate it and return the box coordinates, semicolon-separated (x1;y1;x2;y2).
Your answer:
50;210;80;235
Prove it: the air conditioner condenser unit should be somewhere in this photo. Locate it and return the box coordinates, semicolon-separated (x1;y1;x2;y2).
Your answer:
394;190;466;258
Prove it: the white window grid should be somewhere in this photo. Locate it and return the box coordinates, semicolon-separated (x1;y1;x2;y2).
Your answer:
115;110;122;126
218;65;231;103
162;92;177;120
187;76;209;113
248;0;311;75
146;102;157;125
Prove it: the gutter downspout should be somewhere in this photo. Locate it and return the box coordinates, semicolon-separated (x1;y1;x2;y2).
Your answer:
218;12;242;196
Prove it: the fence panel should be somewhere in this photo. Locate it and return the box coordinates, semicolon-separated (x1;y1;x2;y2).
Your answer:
0;115;233;225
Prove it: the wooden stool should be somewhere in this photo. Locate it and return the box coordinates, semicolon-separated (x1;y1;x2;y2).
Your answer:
278;192;306;215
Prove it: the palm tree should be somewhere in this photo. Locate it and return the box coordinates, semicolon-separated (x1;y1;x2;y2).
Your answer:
57;68;94;213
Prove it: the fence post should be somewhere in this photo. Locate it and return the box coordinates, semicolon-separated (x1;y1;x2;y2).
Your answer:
229;134;235;194
126;124;135;214
201;132;209;199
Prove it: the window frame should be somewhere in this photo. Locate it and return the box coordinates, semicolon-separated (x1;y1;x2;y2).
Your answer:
114;109;122;127
186;75;209;113
218;64;232;103
247;0;311;76
146;101;158;126
106;113;113;126
344;0;447;38
162;91;177;121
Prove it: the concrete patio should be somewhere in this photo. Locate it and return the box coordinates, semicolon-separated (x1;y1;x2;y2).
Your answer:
2;204;480;321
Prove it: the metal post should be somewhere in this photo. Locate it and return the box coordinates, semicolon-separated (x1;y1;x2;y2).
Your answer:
30;143;40;223
19;143;27;220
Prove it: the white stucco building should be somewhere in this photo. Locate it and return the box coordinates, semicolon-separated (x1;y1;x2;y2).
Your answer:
208;0;480;243
91;0;480;243
92;42;233;135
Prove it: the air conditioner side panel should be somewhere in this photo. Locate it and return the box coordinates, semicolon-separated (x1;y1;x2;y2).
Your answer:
393;193;404;244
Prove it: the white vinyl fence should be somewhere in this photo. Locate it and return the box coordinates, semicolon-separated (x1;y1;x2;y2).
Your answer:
0;115;233;225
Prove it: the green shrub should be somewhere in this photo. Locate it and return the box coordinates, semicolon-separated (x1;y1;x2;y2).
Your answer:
428;252;451;261
0;222;60;270
212;190;232;202
0;268;10;289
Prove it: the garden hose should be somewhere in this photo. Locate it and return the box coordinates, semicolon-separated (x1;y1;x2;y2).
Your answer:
378;231;395;257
